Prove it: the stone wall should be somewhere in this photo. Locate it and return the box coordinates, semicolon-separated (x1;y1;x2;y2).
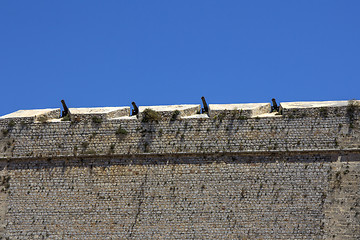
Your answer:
0;101;359;160
0;152;358;239
323;155;360;240
0;100;359;239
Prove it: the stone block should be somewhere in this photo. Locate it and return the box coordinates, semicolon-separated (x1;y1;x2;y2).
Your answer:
69;107;130;121
0;108;60;123
208;103;271;119
279;100;357;118
138;105;201;121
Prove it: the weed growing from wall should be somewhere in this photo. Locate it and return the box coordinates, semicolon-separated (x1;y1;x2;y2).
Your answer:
8;120;15;128
217;112;226;122
170;110;180;121
37;115;48;123
92;116;102;124
347;100;359;129
116;126;128;136
142;109;161;123
61;115;71;121
319;107;328;118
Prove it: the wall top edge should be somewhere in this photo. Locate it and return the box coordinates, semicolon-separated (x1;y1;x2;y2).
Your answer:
0;108;60;119
209;102;269;111
0;100;358;120
280;100;356;109
69;107;129;114
138;104;200;112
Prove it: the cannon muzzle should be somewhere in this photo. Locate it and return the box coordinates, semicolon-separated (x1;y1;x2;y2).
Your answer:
131;102;139;116
61;99;71;117
201;96;209;113
271;98;279;112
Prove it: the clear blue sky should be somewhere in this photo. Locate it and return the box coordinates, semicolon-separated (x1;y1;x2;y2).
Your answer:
1;1;359;116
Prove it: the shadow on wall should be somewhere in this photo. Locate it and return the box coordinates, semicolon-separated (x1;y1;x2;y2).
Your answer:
0;152;353;171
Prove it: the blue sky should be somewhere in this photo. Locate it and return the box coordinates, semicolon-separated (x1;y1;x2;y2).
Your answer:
0;1;359;116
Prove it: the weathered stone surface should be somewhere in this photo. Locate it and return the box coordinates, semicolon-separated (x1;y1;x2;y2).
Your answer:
138;104;201;121
209;102;270;119
69;107;130;121
0;100;359;239
0;108;60;119
0;108;60;123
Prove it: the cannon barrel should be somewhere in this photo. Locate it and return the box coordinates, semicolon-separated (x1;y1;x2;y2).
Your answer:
61;99;70;117
201;96;209;113
131;102;139;116
271;98;279;112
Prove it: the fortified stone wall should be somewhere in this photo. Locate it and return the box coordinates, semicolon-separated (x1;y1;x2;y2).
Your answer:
0;100;359;159
0;100;359;239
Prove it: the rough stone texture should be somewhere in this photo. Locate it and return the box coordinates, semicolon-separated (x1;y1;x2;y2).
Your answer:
209;103;270;119
69;107;130;122
0;108;61;124
0;175;9;237
0;108;358;159
323;155;360;240
0;100;359;239
138;104;201;121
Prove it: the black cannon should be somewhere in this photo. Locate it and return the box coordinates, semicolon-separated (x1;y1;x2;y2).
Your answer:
201;96;209;113
61;100;71;118
271;98;279;112
132;102;139;116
